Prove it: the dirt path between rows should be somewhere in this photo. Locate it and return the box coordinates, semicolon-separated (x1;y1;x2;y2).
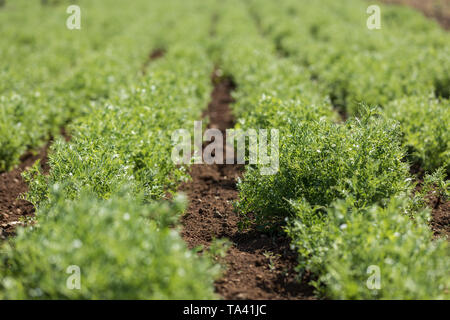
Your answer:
179;70;315;300
0;146;49;239
430;196;450;239
141;48;165;75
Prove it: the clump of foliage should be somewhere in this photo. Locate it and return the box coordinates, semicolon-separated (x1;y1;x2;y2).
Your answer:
237;110;410;227
286;196;449;299
384;97;450;173
420;167;450;201
0;187;219;299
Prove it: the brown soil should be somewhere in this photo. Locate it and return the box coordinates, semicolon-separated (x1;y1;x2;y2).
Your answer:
413;178;450;240
179;70;315;300
0;145;49;239
429;195;450;239
382;0;450;29
0;127;69;239
141;48;165;74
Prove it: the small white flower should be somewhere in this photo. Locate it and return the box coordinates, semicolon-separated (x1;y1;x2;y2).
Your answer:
72;239;83;249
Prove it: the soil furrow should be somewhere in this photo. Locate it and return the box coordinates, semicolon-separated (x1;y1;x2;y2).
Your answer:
430;196;450;239
0;145;49;239
0;128;69;239
179;70;315;300
141;48;165;75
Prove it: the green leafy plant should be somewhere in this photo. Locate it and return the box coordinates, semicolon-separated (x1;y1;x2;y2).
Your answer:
215;0;449;299
287;196;449;299
384;97;450;173
237;110;410;226
207;238;232;261
0;188;219;299
247;0;450;171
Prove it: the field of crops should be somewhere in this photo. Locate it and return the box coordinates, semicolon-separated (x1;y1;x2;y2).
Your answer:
0;0;449;301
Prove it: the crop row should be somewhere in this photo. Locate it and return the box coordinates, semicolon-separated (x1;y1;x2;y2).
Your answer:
0;0;169;171
245;0;450;173
1;0;448;300
0;0;220;299
215;0;449;299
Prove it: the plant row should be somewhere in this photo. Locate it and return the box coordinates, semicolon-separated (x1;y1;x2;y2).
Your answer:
0;0;168;171
245;0;449;173
0;0;220;299
215;0;449;299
